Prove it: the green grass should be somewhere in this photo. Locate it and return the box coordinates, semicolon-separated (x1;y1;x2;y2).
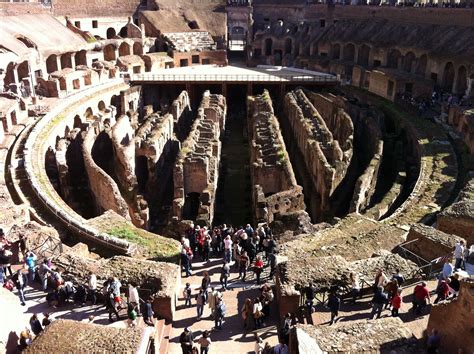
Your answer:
106;223;181;262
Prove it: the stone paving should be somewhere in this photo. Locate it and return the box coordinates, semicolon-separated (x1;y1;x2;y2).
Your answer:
168;255;279;354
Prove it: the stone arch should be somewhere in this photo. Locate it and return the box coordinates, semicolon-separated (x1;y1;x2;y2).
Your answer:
119;26;128;38
332;43;341;60
60;52;73;69
264;38;273;56
16;35;37;49
387;49;401;69
133;42;143;55
73;115;82;129
76;50;87;66
456;65;468;95
4;62;16;87
17;61;29;80
104;44;117;61
46;54;58;74
402;52;416;73
416;54;427;76
119;42;131;57
98;100;106;112
442;62;455;92
343;43;355;62
84;107;94;120
284;38;292;55
106;27;116;39
357;44;370;67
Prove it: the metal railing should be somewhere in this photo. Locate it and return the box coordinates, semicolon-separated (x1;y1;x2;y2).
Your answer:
127;73;338;83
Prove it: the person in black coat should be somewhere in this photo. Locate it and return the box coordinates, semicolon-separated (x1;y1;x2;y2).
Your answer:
179;327;194;354
327;291;341;325
12;270;28;305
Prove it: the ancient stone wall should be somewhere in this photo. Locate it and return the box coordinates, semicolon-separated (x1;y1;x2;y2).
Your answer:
82;127;130;220
437;173;474;246
170;91;192;142
405;224;465;262
447;106;474;154
427;279;474;354
173;91;226;226
111;115;149;228
282;89;353;220
248;90;305;224
52;0;142;17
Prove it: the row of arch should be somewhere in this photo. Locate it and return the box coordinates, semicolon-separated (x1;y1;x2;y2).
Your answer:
328;42;470;94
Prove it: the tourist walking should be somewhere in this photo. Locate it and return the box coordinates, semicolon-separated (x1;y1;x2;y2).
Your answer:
390;290;402;317
327;290;341;325
434;279;450;304
241;298;254;331
254;256;264;285
220;262;230;290
238;251;250;281
223;235;232;263
180;327;194;354
454;240;465;270
201;271;211;303
196;289;205;319
214;297;226;330
25;251;37;282
181;248;192;277
208;287;219;319
253;297;264;329
13;269;27;306
370;286;387;319
197;330;211;354
88;272;97;305
143;297;154;326
29;314;43;336
183;282;192;307
38;259;52;291
413;281;431;316
350;272;361;304
128;282;140;315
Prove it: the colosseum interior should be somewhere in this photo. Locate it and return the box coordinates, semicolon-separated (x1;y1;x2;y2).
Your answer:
0;0;473;353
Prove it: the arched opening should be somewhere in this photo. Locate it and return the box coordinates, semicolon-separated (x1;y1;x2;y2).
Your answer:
110;95;121;116
106;27;116;39
4;62;16;87
264;38;273;56
387;49;401;69
402;52;416;73
46;55;58;74
98;101;106;112
442;62;455;92
357;44;370;67
133;42;143;55
284;38;292;55
343;43;355;62
332;43;341;60
73;115;82;129
119;26;128;38
84;107;94;120
188;21;199;30
183;192;200;221
17;61;29;80
60;53;73;69
45;146;60;193
104;44;117;61
76;50;87;66
118;42;131;57
16;35;37;49
91;131;115;177
456;65;467;95
135;156;149;193
416;54;427;77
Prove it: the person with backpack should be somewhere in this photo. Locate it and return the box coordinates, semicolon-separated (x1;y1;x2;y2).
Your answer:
220;262;230;290
25;252;37;282
214;297;226;330
370;286;388;319
183;282;192;307
327;290;341;325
